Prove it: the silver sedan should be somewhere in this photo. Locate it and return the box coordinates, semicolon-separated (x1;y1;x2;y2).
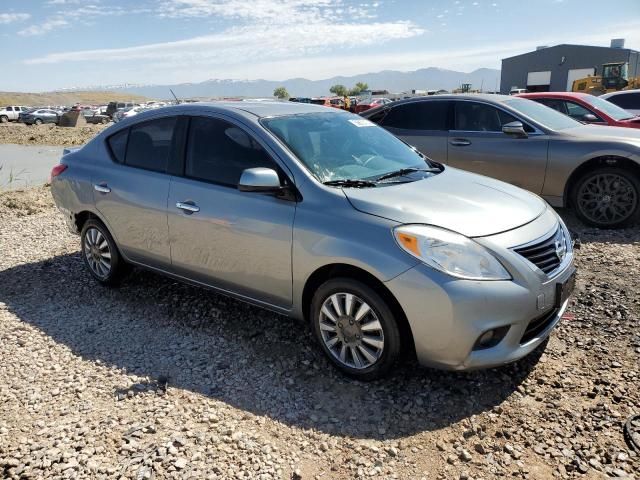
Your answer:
362;94;640;228
50;102;575;380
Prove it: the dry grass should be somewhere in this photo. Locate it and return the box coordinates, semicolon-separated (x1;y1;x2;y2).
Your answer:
0;91;148;107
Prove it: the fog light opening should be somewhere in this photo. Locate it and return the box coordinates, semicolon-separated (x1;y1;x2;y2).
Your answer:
473;326;509;351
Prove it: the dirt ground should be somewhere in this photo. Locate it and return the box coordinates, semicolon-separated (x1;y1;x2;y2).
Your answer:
0;123;107;146
0;186;638;479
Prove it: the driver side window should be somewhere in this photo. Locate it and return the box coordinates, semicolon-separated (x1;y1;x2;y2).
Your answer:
185;116;277;186
454;102;534;132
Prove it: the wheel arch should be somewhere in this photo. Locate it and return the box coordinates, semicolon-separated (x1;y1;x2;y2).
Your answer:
301;263;416;357
563;155;640;207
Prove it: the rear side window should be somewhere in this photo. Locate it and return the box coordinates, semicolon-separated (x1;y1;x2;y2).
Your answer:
125;117;177;172
535;98;567;114
381;101;449;130
185;116;276;186
107;129;128;163
607;93;640;110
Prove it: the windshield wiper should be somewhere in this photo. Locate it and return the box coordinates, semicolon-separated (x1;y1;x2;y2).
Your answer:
323;179;377;188
375;167;441;182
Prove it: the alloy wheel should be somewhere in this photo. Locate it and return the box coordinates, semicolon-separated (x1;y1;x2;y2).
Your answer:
83;227;112;279
577;173;637;225
318;292;385;369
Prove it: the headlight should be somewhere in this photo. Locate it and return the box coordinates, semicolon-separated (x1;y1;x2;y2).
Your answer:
393;225;511;280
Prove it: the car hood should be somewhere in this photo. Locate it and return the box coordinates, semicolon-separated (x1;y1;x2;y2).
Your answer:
343;168;547;237
562;124;640;141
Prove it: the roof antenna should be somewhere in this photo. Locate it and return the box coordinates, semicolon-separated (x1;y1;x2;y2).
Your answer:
170;89;180;105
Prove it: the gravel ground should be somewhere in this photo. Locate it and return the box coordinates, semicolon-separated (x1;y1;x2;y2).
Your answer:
0;186;638;480
0;123;107;146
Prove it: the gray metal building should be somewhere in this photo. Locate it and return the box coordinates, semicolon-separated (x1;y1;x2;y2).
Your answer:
500;41;640;94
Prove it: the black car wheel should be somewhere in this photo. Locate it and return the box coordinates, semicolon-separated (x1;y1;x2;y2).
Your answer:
0;115;8;123
34;118;43;125
572;167;640;228
80;219;129;286
311;278;401;380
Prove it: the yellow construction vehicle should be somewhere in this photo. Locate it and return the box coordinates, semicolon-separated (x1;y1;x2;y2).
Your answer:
572;62;640;95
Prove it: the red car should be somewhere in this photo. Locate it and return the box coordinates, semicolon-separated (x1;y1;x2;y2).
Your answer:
517;92;640;129
355;97;393;114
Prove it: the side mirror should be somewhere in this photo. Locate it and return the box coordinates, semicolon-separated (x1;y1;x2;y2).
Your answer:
582;113;598;123
502;121;528;138
238;168;282;193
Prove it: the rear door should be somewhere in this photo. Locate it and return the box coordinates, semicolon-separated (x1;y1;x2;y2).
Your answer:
167;115;296;307
377;100;450;163
448;100;549;193
93;116;180;268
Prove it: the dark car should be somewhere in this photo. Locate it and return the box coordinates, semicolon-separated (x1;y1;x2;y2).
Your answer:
21;109;60;125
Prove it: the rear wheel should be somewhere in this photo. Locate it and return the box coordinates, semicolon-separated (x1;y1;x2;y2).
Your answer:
571;167;640;228
311;278;401;380
80;219;129;285
0;115;8;123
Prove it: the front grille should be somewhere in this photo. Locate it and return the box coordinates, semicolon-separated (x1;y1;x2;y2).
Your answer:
520;308;558;345
514;227;568;275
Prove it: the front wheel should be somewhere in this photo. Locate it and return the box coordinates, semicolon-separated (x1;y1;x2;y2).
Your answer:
80;219;129;285
34;118;43;125
310;278;401;380
571;167;640;228
0;115;8;123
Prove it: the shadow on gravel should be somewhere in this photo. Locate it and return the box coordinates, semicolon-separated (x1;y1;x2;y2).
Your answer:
1;252;546;440
557;209;640;246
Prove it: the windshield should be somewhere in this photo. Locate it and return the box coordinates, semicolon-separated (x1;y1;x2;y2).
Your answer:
581;94;635;121
504;98;581;130
262;112;430;183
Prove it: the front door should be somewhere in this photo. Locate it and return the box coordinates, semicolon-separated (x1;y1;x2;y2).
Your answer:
448;100;549;194
167;115;296;308
378;100;451;163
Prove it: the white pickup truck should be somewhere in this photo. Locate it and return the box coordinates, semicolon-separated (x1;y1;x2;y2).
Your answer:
0;106;29;123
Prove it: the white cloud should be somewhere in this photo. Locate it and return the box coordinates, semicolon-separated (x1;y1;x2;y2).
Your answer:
0;12;31;24
25;20;424;64
18;17;69;36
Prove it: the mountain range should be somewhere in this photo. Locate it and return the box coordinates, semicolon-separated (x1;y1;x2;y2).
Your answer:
80;67;501;99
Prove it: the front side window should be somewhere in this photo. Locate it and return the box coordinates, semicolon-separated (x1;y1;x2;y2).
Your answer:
581;94;633;120
382;101;449;130
186;116;276;186
6;107;13;112
564;101;600;121
125;117;177;172
503;98;580;130
454;101;521;132
262;112;434;183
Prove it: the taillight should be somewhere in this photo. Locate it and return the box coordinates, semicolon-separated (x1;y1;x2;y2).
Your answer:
49;164;67;183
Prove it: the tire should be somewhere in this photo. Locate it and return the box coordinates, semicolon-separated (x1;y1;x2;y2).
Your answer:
0;115;8;123
101;117;108;124
571;166;640;228
310;278;401;381
34;118;43;125
80;219;129;286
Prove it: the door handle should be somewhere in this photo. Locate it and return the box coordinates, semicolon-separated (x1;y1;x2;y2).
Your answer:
94;183;111;193
450;139;471;147
176;201;200;213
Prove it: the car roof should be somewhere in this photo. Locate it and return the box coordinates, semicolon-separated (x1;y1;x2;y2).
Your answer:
602;89;640;98
516;92;590;100
156;101;334;118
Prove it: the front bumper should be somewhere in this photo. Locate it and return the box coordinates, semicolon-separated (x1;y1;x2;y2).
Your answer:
385;211;576;370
